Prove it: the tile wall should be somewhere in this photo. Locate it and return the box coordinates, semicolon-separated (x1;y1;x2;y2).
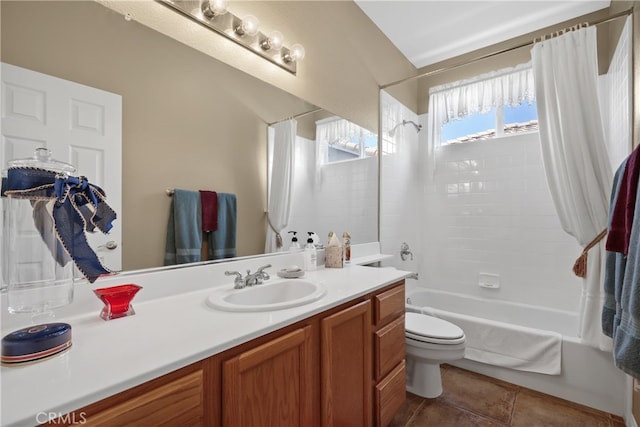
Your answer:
419;131;583;311
379;91;421;274
284;136;378;249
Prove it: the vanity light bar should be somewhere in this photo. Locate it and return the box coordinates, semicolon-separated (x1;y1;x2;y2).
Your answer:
156;0;304;75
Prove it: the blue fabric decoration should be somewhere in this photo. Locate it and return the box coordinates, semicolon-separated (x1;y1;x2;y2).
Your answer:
208;193;237;260
603;160;627;338
1;167;116;283
164;189;202;265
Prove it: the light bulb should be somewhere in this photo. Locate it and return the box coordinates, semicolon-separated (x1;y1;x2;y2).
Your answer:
289;43;305;62
202;0;228;18
261;30;284;51
268;31;284;50
235;15;260;36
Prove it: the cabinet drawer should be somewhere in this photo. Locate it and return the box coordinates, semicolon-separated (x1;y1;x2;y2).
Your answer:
84;370;204;426
375;315;405;381
375;360;406;427
374;283;405;326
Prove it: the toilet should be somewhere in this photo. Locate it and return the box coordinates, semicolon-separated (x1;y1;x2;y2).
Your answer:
405;312;466;398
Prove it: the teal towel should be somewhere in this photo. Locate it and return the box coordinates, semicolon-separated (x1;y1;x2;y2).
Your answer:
164;189;202;265
208;193;236;260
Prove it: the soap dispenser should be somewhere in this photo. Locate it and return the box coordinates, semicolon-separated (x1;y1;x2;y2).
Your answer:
288;231;301;252
304;232;317;271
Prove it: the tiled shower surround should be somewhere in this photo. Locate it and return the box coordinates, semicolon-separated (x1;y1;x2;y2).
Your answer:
420;132;583;312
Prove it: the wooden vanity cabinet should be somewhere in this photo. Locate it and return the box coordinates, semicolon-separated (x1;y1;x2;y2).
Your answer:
373;283;406;427
47;281;406;427
321;300;373;426
222;326;315;427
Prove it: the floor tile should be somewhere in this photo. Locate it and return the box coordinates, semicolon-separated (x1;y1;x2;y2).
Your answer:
510;389;611;427
440;365;517;424
394;365;624;427
389;393;425;427
406;399;507;427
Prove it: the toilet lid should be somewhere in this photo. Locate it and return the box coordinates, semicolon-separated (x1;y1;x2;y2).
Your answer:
405;312;465;341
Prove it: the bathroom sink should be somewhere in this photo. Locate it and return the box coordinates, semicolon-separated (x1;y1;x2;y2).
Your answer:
206;279;327;312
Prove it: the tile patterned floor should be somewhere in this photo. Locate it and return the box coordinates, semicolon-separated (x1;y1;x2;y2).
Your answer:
390;365;626;427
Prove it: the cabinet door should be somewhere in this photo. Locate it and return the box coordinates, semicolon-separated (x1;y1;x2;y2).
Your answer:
321;300;372;427
46;366;205;426
223;326;313;427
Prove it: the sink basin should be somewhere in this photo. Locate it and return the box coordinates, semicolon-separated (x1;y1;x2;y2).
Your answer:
206;279;327;312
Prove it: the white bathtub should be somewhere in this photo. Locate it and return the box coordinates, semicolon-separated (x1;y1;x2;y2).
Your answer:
406;287;627;416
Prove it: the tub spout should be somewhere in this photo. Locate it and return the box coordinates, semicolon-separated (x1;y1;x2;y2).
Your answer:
407;272;419;280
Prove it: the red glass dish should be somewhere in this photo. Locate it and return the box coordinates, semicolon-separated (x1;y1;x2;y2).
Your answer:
93;284;142;321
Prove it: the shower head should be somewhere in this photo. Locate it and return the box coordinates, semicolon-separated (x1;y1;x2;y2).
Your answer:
388;120;422;137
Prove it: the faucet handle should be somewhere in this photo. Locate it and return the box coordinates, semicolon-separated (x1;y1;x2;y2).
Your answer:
225;270;245;288
256;264;271;281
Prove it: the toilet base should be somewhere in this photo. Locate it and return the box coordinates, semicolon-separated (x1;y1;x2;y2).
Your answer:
405;357;444;398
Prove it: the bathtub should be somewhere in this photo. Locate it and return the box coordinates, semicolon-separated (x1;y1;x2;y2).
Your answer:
406;287;627;416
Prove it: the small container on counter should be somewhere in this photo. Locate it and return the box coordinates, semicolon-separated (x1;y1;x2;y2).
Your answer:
325;231;343;268
343;232;351;264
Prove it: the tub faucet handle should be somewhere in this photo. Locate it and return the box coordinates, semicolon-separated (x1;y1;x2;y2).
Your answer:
400;242;413;261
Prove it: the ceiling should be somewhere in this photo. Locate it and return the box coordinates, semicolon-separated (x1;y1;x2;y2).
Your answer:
354;0;611;69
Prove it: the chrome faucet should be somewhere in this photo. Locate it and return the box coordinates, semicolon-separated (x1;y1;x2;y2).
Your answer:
225;264;272;289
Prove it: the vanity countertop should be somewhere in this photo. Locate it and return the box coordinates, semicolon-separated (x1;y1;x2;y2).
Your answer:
0;251;409;427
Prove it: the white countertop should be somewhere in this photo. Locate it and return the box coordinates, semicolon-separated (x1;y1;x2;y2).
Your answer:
0;250;408;427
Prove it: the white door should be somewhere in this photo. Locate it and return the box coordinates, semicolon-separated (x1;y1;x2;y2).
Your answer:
1;62;122;277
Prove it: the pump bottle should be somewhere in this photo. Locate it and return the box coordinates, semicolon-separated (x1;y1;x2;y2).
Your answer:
304;232;317;271
288;231;301;252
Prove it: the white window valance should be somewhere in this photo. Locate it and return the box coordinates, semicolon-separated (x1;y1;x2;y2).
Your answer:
429;62;536;127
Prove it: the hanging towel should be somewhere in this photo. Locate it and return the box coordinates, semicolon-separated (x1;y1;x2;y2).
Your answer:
606;145;640;254
200;190;218;232
603;155;640;379
603;159;627;338
164;189;202;265
422;307;561;375
208;193;237;260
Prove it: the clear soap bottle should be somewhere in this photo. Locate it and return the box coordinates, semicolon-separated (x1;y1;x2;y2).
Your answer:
288;231;301;252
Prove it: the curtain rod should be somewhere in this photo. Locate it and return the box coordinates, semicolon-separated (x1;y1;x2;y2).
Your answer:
380;7;633;90
267;107;323;126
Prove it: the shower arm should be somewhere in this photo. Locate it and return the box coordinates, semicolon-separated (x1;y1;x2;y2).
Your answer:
388;120;422;137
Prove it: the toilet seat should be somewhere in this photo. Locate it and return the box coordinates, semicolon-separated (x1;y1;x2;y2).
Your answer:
405;312;465;345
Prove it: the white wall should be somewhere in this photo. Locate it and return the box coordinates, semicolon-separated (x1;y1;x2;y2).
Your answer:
601;15;633;172
379;91;421;274
284;136;378;249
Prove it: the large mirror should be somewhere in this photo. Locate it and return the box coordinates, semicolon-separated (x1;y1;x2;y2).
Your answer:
1;1;379;272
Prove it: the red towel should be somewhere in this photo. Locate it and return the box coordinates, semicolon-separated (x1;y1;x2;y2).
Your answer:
606;146;640;255
200;190;218;232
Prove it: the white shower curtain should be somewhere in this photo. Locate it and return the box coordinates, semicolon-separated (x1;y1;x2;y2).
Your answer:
531;27;613;350
265;119;297;253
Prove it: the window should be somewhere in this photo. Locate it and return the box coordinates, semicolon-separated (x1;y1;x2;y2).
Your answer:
441;102;538;144
429;63;537;147
316;116;378;164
